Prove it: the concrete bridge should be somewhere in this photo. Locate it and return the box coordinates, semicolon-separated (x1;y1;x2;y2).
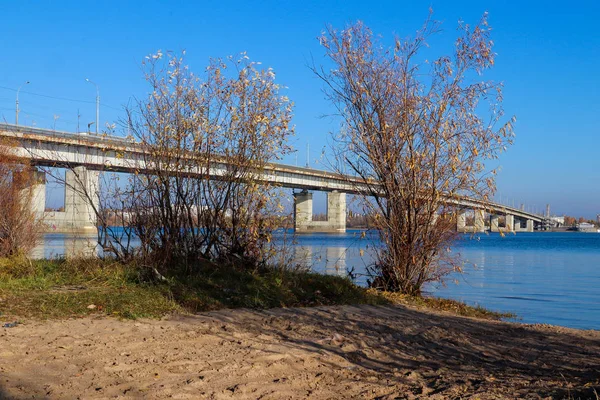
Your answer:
0;123;545;234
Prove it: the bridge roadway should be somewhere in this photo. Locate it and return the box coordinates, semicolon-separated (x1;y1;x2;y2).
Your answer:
0;123;543;233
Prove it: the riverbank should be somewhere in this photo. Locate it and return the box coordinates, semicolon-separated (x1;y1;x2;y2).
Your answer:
2;305;599;399
0;257;510;321
1;258;599;398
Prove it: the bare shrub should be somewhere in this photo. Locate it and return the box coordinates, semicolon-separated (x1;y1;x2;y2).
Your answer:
41;52;294;272
0;139;44;256
119;51;294;271
315;13;515;295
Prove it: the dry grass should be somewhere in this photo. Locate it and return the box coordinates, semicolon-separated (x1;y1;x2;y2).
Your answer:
374;289;516;320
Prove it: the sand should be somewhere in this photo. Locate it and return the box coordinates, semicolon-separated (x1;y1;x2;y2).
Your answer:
1;304;599;399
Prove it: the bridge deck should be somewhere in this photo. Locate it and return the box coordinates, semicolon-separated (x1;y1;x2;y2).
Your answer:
0;123;544;222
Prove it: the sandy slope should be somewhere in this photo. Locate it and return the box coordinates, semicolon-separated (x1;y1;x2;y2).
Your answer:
1;304;599;399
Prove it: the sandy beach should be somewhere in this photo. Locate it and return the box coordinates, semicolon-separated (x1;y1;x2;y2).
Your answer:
1;304;599;399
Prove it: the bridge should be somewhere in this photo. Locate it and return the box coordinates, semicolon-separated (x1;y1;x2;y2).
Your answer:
0;123;546;234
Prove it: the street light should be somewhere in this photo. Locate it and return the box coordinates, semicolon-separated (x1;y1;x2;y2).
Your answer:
85;78;99;134
16;81;30;126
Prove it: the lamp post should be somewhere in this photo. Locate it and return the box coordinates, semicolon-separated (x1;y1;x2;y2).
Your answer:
85;78;99;134
16;81;30;126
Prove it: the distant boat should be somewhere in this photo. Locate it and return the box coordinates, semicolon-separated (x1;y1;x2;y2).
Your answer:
576;222;597;232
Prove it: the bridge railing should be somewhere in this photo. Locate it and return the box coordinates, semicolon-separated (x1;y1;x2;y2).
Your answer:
0;123;134;146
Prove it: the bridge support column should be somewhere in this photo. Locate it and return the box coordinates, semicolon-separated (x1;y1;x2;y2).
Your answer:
457;210;485;233
293;190;346;233
526;219;534;232
505;214;514;232
21;169;46;219
490;215;499;232
513;217;522;232
64;166;99;234
327;191;346;232
293;190;313;232
457;211;466;232
474;210;485;232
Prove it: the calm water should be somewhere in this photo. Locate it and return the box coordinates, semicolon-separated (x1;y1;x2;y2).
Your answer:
34;231;600;330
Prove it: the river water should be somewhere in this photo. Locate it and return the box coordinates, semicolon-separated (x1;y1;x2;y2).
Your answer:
33;231;600;330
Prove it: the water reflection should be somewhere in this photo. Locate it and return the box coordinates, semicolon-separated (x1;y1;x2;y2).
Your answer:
32;233;99;259
293;246;348;277
35;232;354;279
325;246;347;276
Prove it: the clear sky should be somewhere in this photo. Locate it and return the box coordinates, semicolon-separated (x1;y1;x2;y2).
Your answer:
1;0;599;218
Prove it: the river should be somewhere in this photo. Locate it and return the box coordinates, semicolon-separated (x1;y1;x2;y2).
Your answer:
32;231;600;330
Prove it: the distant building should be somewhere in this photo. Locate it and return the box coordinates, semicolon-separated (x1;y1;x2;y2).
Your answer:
550;216;564;227
597;214;600;224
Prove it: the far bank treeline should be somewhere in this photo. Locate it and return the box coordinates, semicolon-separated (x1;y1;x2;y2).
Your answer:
0;12;513;296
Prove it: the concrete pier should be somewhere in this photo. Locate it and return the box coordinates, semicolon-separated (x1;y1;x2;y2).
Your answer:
505;214;514;232
24;169;46;218
490;214;499;232
457;210;486;233
294;190;346;233
515;217;522;231
45;166;99;234
457;212;467;231
474;210;485;232
511;216;534;232
293;190;313;231
526;219;534;232
489;214;517;233
326;191;346;232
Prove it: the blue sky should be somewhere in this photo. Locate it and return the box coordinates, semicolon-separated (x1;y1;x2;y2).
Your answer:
1;1;599;218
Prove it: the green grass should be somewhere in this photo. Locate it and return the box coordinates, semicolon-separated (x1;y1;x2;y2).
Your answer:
0;256;513;321
0;257;178;319
169;263;388;312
